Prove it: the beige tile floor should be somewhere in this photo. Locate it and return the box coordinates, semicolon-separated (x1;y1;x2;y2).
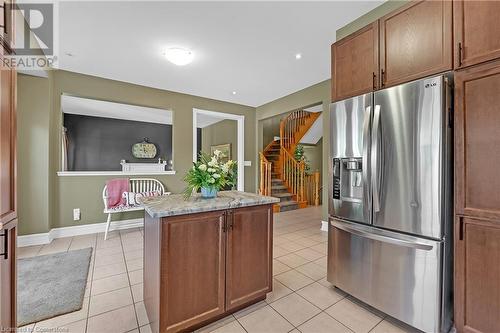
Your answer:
17;206;420;333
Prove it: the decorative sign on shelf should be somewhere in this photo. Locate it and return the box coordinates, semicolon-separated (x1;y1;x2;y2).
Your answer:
132;138;158;159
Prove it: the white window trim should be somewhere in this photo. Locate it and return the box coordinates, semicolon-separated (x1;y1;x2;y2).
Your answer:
193;108;245;192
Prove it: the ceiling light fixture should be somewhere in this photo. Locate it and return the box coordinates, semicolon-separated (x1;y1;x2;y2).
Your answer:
163;47;194;66
295;53;302;59
232;91;237;95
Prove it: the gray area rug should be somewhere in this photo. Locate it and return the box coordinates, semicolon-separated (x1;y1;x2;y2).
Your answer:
17;247;92;326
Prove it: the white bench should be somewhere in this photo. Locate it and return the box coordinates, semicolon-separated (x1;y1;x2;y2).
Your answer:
102;178;169;240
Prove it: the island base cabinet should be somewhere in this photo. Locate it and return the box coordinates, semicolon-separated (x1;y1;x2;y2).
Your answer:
144;205;273;333
455;217;500;333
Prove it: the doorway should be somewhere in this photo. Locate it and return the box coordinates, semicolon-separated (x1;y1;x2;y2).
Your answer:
192;108;245;191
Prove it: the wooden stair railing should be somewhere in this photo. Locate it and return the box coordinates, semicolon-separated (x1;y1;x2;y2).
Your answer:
304;171;321;206
259;152;272;196
279;109;321;153
281;147;305;203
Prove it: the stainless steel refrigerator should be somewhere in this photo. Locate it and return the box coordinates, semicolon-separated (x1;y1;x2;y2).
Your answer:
327;74;453;333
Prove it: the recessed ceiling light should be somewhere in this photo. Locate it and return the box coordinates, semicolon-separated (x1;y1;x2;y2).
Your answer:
163;47;194;66
295;53;302;59
232;91;237;95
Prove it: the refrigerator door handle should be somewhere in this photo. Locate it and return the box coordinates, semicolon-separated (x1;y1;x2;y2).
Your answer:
330;220;434;251
371;105;381;212
362;106;372;221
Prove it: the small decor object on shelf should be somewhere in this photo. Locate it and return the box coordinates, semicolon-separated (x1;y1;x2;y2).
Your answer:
210;143;231;164
132;138;157;159
183;150;237;199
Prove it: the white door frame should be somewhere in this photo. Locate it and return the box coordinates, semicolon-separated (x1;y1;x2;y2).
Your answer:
193;108;245;191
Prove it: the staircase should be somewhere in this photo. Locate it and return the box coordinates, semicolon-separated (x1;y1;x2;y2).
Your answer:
263;140;299;212
259;109;322;212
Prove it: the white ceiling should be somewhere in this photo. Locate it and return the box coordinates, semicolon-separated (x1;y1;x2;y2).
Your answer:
57;1;382;107
61;94;173;124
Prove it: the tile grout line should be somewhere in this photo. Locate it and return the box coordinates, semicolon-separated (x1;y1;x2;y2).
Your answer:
84;235;98;333
120;230;141;331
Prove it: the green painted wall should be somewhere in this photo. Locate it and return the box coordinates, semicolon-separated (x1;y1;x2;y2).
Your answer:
201;119;238;160
17;74;52;235
18;70;257;235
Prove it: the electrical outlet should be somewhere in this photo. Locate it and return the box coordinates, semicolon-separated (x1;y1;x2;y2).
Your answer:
73;208;81;221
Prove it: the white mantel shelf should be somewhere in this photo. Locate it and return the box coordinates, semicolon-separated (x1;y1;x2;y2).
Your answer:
57;170;177;177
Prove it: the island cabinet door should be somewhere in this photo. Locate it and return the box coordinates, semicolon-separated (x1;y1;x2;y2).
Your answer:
161;211;226;333
225;205;273;311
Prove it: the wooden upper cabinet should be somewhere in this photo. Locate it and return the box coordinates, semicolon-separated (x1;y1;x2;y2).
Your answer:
455;217;500;333
0;54;16;225
454;0;500;69
455;59;500;220
162;211;226;333
331;22;379;102
225;205;272;311
379;0;452;88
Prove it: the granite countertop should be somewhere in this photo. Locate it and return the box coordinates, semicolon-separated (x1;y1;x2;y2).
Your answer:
140;190;280;218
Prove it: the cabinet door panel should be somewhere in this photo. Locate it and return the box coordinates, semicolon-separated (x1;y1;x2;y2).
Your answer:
454;0;500;69
380;0;452;87
455;217;500;333
0;59;16;225
161;211;226;333
0;220;16;330
455;60;500;220
225;205;272;311
332;22;378;102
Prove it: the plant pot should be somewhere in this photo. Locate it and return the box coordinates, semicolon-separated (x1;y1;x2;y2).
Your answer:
201;187;218;198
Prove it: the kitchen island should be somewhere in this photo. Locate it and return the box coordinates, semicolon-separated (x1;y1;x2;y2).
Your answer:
140;191;279;333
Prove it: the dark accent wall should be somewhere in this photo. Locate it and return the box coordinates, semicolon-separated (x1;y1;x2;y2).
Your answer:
197;128;202;159
64;114;173;171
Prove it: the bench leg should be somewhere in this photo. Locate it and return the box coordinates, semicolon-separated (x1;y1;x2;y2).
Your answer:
104;213;112;240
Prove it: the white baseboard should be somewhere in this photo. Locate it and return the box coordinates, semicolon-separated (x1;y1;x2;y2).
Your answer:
321;220;328;232
17;218;144;247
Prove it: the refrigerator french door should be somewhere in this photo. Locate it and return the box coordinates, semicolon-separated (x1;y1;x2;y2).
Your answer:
328;74;453;333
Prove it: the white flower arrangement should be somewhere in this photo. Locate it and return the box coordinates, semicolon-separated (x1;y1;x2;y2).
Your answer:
183;151;237;198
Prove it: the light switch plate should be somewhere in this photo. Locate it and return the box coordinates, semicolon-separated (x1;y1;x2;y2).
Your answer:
244;161;252;167
73;208;81;221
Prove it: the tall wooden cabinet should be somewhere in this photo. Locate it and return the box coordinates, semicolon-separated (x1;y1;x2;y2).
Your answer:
0;16;16;328
454;0;500;69
455;59;500;333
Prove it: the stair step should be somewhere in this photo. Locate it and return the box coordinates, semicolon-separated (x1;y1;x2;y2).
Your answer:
271;185;287;190
273;193;293;202
278;200;299;212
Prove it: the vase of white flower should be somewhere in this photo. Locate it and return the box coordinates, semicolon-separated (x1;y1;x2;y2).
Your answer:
183;150;237;199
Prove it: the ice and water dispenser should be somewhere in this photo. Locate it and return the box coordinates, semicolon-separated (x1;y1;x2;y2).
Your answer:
332;158;363;203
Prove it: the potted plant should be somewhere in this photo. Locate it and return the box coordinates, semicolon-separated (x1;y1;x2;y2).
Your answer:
183;150;237;198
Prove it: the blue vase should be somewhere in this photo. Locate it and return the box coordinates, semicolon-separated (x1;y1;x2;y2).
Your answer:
201;187;218;198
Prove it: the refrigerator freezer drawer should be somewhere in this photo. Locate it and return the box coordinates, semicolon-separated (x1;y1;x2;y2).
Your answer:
327;219;444;333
